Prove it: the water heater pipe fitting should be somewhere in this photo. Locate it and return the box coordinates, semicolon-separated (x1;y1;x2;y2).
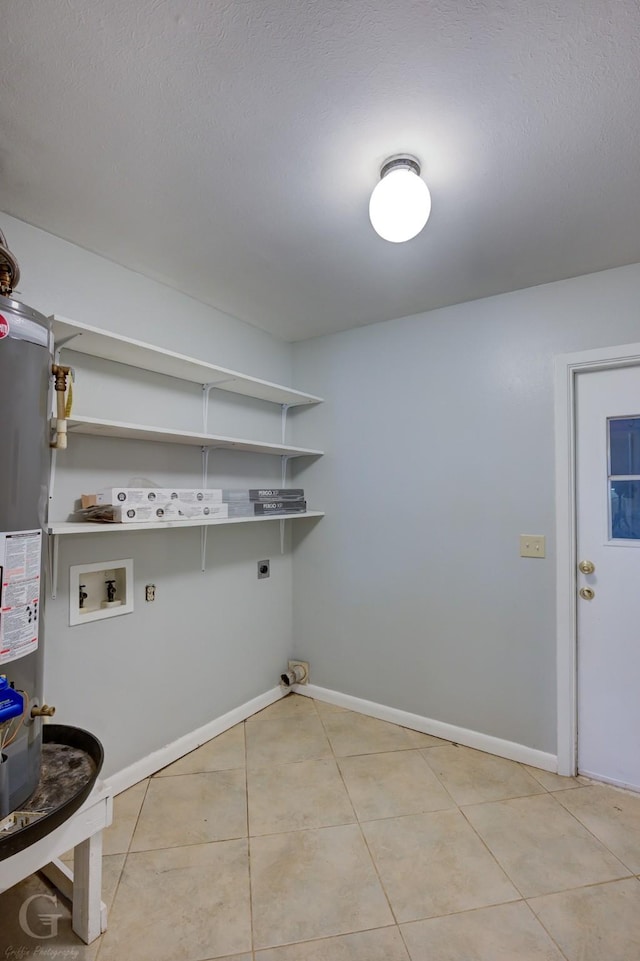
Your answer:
50;364;72;450
30;704;56;718
0;228;20;295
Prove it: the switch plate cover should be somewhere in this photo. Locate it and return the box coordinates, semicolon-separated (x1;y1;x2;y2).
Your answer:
520;534;545;558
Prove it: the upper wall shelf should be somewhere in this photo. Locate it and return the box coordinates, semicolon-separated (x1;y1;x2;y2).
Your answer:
65;414;324;458
52;316;323;408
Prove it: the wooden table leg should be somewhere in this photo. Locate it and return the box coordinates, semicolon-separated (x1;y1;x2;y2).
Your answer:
72;831;105;943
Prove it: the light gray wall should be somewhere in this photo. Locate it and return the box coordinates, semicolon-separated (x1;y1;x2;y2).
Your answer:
3;214;296;777
291;263;640;754
8;209;640;766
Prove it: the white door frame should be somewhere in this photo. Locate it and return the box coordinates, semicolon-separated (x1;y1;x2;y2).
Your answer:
555;340;640;775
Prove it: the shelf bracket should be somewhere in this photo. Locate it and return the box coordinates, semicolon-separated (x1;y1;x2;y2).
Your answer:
201;378;238;433
201;383;216;434
280;454;291;555
201;446;211;488
281;404;290;444
200;445;211;572
200;526;208;574
48;447;58;538
280;454;290;488
47;533;59;599
55;333;83;355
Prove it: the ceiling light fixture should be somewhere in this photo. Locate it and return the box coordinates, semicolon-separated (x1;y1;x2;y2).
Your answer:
369;155;431;243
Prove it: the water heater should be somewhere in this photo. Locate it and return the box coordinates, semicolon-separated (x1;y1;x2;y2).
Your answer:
0;293;51;817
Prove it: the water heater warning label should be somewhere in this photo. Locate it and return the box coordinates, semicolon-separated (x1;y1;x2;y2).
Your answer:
0;529;41;665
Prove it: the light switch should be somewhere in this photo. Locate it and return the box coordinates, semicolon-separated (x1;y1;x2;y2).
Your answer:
520;534;545;558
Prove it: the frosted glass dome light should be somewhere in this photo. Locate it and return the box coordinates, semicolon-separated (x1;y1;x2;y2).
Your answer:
369;156;431;243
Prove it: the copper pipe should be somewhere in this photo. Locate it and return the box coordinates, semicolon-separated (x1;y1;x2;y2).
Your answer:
0;228;20;295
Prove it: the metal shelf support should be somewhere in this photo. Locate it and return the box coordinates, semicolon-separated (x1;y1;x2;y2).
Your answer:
200;445;211;571
280;454;291;554
202;379;236;433
201;526;208;574
202;383;215;434
48;533;59;600
281;403;290;444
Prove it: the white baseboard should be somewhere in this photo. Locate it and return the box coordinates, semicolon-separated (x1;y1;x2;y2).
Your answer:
106;681;558;795
579;769;640;794
296;683;558;773
106;686;284;795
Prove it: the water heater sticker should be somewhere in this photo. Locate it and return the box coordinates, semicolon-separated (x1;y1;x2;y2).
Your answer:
0;314;9;339
0;529;41;665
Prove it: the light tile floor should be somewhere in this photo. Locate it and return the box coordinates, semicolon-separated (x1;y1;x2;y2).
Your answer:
2;694;640;960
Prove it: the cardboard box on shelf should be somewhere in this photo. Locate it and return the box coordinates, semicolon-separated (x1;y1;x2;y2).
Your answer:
96;488;167;506
167;489;224;503
249;489;305;501
253;501;307;514
176;504;229;520
112;504;181;523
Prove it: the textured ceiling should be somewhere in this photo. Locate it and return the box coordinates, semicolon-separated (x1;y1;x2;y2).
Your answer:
1;1;639;341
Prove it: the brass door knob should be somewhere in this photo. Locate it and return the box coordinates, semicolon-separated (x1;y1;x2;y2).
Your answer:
578;560;595;575
579;587;595;601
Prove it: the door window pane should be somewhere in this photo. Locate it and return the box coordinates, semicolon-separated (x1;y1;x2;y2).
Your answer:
609;417;640;475
608;418;640;539
610;480;640;539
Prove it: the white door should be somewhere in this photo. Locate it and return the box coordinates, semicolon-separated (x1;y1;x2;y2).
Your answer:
576;363;640;791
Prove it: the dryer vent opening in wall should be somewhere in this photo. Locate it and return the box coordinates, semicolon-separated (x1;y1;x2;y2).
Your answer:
280;661;309;687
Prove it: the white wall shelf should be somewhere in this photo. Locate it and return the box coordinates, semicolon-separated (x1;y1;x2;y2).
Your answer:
64;414;324;458
46;513;325;598
48;512;325;536
48;315;325;595
52;316;323;407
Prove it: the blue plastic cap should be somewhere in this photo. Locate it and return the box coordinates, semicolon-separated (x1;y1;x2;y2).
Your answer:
0;676;24;723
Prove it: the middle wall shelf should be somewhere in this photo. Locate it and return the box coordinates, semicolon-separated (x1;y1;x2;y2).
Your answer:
64;414;324;458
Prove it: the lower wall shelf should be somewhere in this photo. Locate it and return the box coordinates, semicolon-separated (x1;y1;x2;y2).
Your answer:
47;511;324;536
45;511;324;600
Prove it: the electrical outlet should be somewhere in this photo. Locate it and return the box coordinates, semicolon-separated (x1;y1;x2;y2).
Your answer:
145;584;156;602
257;560;270;579
520;534;546;558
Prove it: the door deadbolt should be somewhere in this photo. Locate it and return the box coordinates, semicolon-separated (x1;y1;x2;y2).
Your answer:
579;587;595;601
578;560;595;575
